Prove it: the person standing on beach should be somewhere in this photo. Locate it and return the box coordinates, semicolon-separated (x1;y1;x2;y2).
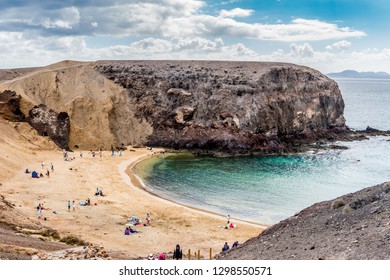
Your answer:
51;163;54;172
37;207;42;219
227;214;231;224
72;201;75;211
146;213;151;225
41;161;45;169
67;200;71;212
173;244;183;260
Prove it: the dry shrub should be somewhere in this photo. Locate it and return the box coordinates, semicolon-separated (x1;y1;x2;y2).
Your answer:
332;199;345;209
60;235;86;246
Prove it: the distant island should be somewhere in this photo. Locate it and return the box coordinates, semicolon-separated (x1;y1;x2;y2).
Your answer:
327;70;390;79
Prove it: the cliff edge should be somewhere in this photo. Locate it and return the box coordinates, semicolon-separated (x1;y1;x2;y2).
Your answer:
0;60;346;151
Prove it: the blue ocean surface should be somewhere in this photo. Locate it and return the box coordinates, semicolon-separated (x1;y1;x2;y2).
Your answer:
134;79;390;225
338;78;390;130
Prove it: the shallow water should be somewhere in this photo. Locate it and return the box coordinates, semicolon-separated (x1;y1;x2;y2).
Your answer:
134;79;390;224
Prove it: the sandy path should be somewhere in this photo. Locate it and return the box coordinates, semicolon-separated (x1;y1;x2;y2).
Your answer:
1;128;266;259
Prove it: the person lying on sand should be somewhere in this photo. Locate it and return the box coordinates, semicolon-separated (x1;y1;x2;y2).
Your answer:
79;198;91;206
124;227;138;235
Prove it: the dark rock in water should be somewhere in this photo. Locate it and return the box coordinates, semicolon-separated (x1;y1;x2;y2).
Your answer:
0;90;25;122
216;182;390;260
27;104;70;150
96;61;346;152
364;126;380;133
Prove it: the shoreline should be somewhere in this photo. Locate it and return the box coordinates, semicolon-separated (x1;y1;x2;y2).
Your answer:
0;137;264;259
0;115;266;259
122;151;269;229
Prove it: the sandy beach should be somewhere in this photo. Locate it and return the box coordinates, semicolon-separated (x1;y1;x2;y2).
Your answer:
0;119;266;259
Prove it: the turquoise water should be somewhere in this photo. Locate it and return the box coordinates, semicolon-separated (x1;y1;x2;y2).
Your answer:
135;79;390;224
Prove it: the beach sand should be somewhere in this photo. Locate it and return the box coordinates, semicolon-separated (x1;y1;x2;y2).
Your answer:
0;119;266;259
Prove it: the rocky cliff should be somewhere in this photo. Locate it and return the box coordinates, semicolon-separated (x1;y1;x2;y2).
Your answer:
0;90;25;122
216;182;390;260
0;60;346;151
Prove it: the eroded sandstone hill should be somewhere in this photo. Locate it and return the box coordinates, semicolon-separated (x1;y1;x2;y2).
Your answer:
217;182;390;260
0;60;346;151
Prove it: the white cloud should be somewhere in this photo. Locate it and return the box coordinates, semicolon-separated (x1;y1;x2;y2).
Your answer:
219;8;254;18
0;33;258;67
0;0;380;72
290;43;315;58
40;7;80;30
221;0;241;5
326;40;352;51
0;1;365;42
125;37;256;59
1;30;390;74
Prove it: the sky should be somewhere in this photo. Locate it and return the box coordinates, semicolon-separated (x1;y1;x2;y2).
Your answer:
0;0;389;73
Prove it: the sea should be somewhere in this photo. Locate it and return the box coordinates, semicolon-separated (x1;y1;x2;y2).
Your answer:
134;79;390;225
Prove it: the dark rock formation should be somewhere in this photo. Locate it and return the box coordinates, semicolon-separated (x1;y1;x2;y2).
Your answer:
0;90;25;122
216;182;390;260
1;60;350;152
26;104;70;150
96;61;346;152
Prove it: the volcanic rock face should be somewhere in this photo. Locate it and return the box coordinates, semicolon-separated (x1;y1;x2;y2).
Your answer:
27;104;70;150
216;182;390;260
0;60;346;151
0;90;25;122
96;61;346;152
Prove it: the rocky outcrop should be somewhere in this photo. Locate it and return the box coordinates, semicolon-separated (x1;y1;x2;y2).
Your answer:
26;104;70;150
216;182;390;260
0;90;25;122
1;60;347;152
95;60;346;152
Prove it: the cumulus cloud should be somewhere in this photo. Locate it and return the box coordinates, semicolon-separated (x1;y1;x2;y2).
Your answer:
0;0;377;72
125;37;257;59
0;1;365;41
40;7;80;30
0;33;257;67
219;8;254;18
290;43;315;57
326;40;352;51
